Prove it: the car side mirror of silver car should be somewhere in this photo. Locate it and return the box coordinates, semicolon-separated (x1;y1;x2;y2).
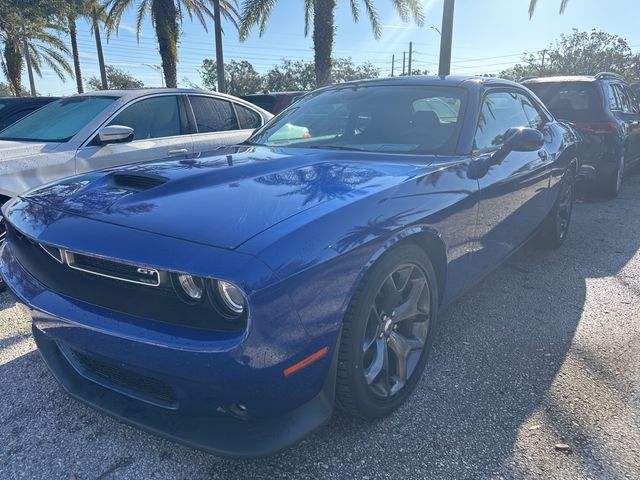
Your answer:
97;125;134;145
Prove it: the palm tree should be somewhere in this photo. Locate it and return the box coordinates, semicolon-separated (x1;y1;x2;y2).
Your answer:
528;0;570;17
240;0;424;87
85;1;109;89
105;0;239;88
67;12;84;93
0;22;73;95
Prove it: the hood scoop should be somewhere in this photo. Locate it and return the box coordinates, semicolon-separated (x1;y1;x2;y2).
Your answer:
109;173;167;192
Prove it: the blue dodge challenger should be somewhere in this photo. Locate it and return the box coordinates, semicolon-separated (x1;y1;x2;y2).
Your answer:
0;76;579;457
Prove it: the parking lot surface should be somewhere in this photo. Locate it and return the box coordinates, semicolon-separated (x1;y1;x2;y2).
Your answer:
1;174;639;480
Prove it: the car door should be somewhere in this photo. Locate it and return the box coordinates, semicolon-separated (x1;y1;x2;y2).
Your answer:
471;89;552;273
187;95;262;152
75;94;193;174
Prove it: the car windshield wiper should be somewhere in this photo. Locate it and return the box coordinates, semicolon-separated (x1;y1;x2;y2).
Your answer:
239;140;264;146
304;145;363;152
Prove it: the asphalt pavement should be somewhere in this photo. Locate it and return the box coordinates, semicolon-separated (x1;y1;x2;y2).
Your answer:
1;173;639;480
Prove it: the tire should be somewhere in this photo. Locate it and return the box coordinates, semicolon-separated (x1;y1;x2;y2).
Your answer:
536;169;575;249
336;243;438;418
599;153;625;198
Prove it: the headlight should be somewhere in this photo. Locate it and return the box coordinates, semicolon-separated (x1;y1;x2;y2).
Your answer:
171;273;246;320
172;274;205;304
216;280;245;315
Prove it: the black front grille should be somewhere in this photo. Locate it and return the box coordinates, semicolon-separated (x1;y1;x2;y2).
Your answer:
68;348;177;408
5;223;245;332
67;251;160;286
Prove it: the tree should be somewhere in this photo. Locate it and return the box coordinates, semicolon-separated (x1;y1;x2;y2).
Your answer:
528;0;569;17
87;65;144;90
0;81;12;95
500;29;640;81
85;1;109;90
105;0;239;89
200;59;262;96
263;58;379;92
0;0;72;95
264;60;317;92
331;58;379;83
240;0;423;88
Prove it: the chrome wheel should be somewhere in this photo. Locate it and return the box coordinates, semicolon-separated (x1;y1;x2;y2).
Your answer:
362;263;431;398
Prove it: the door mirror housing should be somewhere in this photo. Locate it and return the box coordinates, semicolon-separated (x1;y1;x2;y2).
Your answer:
503;127;544;152
97;125;134;145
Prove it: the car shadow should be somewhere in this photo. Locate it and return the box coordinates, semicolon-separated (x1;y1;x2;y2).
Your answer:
0;173;638;479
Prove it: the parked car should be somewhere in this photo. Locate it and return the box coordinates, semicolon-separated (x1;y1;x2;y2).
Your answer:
0;76;580;457
523;73;640;197
0;88;271;205
0;96;60;131
241;91;306;114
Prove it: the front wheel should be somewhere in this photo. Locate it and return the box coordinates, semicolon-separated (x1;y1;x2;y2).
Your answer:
336;244;438;418
536;170;575;249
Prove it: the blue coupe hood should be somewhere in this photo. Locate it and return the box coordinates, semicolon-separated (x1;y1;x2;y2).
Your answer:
21;146;435;249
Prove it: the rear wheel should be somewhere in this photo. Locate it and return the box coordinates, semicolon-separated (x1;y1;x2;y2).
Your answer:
599;153;625;198
336;244;437;418
536;170;575;249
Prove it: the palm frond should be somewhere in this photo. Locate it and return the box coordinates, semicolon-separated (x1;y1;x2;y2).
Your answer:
361;0;381;38
349;0;360;22
239;0;278;40
303;0;313;36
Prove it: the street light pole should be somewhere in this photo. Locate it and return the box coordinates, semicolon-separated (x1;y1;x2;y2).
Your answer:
213;0;226;93
438;0;455;77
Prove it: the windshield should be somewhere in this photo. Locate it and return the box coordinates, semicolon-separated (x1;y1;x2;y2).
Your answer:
248;85;467;155
0;95;117;142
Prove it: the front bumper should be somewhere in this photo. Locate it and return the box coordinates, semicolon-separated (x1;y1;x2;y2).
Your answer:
1;240;338;458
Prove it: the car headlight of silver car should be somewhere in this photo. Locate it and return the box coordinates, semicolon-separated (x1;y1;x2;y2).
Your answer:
171;273;245;319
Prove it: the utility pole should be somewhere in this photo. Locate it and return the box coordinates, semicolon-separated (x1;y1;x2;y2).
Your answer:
213;0;226;93
402;51;406;76
391;55;395;76
438;0;455;77
21;19;36;96
408;42;413;76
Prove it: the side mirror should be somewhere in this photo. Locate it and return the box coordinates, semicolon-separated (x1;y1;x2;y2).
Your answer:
97;125;134;145
503;127;544;152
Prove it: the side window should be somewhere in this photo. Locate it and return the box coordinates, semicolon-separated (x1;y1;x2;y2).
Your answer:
607;84;621;111
474;91;531;152
189;96;239;133
109;96;181;140
614;84;633;113
519;94;547;129
624;86;640;113
235;104;262;129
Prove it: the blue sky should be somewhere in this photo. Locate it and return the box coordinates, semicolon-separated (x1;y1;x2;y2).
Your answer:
30;0;640;96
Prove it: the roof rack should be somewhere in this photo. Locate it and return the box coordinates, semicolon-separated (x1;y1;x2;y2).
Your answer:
595;72;625;81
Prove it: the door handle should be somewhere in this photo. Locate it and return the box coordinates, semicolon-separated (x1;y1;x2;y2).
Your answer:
538;150;548;160
168;148;188;156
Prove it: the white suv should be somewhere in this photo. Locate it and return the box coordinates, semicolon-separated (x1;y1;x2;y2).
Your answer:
0;88;271;208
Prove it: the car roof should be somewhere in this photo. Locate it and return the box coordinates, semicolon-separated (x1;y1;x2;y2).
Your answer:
522;76;597;84
67;88;248;104
316;75;523;91
0;96;60;104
